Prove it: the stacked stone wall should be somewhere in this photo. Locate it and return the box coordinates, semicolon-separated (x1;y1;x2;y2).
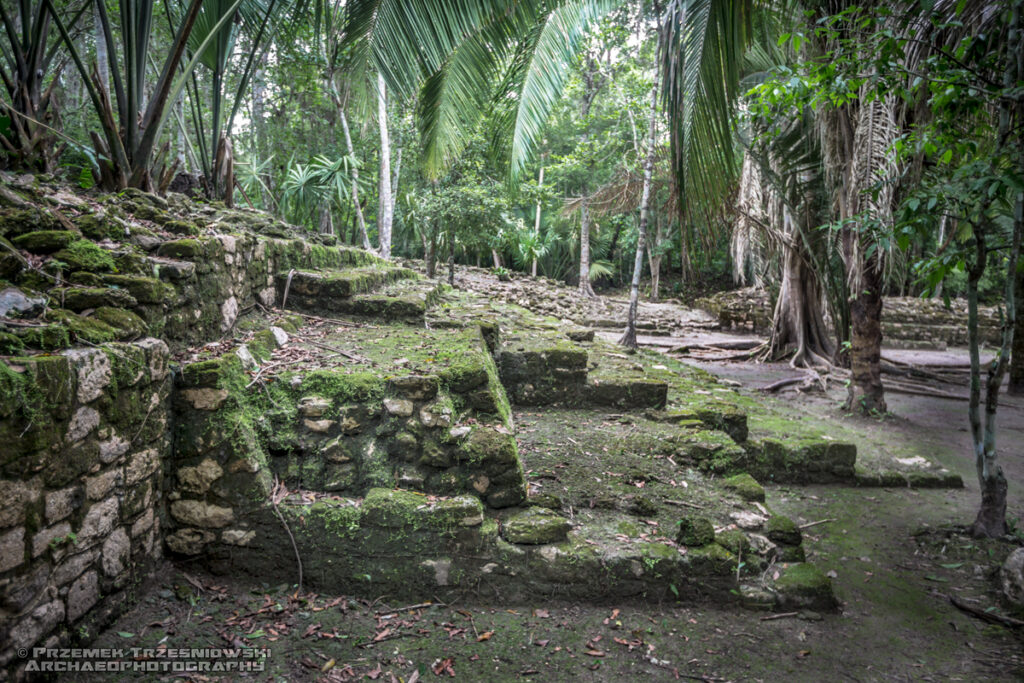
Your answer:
0;340;170;671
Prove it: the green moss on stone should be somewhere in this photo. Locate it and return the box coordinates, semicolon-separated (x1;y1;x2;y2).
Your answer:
502;507;571;545
92;307;149;338
722;473;765;502
11;230;78;254
53;240;116;272
100;274;176;304
157;238;205;259
676;515;715;546
765;515;802;546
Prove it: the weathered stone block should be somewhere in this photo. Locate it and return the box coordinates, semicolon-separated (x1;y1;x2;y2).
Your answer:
676;515;715;547
170;500;234;528
502;508;571;545
0;527;25;571
66;570;99;621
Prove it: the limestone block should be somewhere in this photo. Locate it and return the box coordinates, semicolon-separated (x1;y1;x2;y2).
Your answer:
165;528;216;555
220;295;239;332
298;396;331;418
66;406;100;443
221;529;255;546
78;498;119;547
9;600;64;649
66;570;99;621
101;527;130;577
0;479;40;527
126;449;160;485
502;508;570;545
1002;547;1024;611
181;387;229;411
85;469;121;500
269;326;289;346
170;500;233;528
45;487;81;523
63;347;111;403
384;398;414;417
0;527;25;572
177;458;223;495
32;522;71;558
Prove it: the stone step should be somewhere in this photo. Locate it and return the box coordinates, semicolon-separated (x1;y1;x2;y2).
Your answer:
498;330;589;406
584;377;668;409
196;489;836;611
333;279;445;321
276;266;419;313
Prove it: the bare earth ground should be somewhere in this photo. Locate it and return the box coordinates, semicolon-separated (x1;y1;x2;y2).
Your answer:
76;273;1024;682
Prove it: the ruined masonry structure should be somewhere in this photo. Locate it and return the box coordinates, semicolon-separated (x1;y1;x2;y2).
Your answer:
3;180;953;679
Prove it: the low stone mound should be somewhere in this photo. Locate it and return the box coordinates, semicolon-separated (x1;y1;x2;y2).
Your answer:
695;288;1002;348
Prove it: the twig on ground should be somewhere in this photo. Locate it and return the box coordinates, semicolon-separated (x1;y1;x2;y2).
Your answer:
664;499;703;509
948;595;1024;628
799;519;836;530
760;612;800;621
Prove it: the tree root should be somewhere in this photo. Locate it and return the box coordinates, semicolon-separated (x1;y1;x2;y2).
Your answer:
948;595;1024;629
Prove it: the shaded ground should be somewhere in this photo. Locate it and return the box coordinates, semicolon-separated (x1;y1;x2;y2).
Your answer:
77;276;1024;682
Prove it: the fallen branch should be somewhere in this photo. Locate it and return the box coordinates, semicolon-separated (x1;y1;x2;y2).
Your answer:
799;518;836;530
270;476;303;593
299;338;371;364
760;612;800;621
289;310;360;327
948;595;1024;628
664;499;703;509
376;601;440;618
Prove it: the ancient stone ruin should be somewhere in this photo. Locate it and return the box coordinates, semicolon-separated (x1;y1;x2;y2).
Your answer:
0;177;964;678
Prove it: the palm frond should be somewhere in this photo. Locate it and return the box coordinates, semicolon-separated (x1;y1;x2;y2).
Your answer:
660;0;753;225
503;0;618;179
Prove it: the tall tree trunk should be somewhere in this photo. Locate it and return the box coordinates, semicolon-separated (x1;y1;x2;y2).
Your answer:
252;52;267;161
391;129;402;216
377;73;394;259
426;221;438;279
577;55;602;298
578;202;596;296
769;214;836;366
1010;261;1024;395
620;76;659;349
844;244;886;413
969;1;1022;536
492;250;502;269
339;106;372;250
533;164;544;277
94;4;109;96
318;202;333;235
647;215;663;302
447;227;455;286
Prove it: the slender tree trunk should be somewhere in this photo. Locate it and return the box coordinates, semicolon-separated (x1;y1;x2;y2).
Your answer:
533;164;544;277
94;4;109;97
578;202;596;296
339;106;372;250
933;214;947;299
318;202;333;235
391;132;402;216
377;73;394;259
426;221;438;279
252;52;267;160
647;215;663;302
1010;261;1024;395
620;76;659;349
966;230;1007;538
491;250;502;269
447;227;456;286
